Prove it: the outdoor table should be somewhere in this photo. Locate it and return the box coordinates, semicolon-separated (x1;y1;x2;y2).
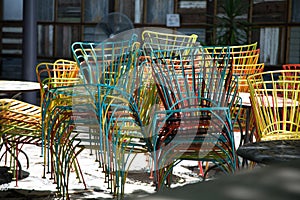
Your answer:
138;158;300;200
0;80;40;98
237;140;300;165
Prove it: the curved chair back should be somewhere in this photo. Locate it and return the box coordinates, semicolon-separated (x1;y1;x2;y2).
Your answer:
142;30;198;56
234;63;264;92
149;46;239;190
36;59;80;106
71;34;138;84
247;70;300;141
282;64;300;78
228;42;257;53
231;50;260;66
150;46;234;110
204;42;257;55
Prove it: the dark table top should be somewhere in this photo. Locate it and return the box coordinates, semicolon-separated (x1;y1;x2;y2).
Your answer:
237;140;300;164
129;159;300;200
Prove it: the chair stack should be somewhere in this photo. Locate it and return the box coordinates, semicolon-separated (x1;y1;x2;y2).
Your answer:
0;59;86;198
147;45;239;190
71;34;159;197
205;43;264;145
36;59;87;198
69;30;243;195
0;98;41;186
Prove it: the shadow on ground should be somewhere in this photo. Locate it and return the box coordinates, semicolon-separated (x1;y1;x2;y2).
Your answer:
0;166;55;200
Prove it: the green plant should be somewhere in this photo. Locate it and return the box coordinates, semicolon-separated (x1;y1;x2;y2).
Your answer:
215;0;250;45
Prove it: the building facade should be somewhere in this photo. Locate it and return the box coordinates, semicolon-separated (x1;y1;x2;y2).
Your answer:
0;0;300;79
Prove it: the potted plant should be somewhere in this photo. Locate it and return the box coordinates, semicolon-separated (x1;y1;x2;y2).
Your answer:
214;0;250;45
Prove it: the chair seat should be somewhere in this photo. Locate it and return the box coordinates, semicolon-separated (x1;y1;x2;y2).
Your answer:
0;98;41;138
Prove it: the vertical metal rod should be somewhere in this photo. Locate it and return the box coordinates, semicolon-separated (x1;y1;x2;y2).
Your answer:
23;0;37;104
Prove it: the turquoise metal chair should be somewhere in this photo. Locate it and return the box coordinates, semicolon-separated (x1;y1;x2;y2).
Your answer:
147;46;239;190
71;36;158;197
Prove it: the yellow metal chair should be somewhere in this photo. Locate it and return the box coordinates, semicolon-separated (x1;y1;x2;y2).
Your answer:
36;59;87;198
247;70;300;141
229;42;258;53
0;59;84;198
142;30;198;56
0;98;41;186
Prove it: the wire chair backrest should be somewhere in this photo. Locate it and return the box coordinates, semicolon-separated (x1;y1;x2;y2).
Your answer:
149;46;233;111
36;59;80;106
142;30;198;56
234;63;265;92
208;42;257;53
204;42;257;54
247;70;300;141
231;51;260;66
71;34;138;85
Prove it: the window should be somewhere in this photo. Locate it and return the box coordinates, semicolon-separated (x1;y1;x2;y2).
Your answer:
134;0;143;23
289;27;300;63
55;25;80;57
57;0;81;22
252;0;287;23
37;0;54;21
38;25;54;57
292;0;300;22
259;27;280;65
3;0;23;20
84;0;108;22
145;0;174;24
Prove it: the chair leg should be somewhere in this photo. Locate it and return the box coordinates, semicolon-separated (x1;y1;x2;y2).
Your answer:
198;161;204;176
15;143;19;187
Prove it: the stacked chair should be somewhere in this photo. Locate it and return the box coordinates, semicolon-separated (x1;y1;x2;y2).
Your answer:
230;50;263;144
247;70;300;141
145;45;239;190
0;59;86;199
233;63;264;92
36;59;86;198
71;34;159;198
142;30;211;178
141;30;242;188
282;64;300;101
0;98;41;186
205;43;263;145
